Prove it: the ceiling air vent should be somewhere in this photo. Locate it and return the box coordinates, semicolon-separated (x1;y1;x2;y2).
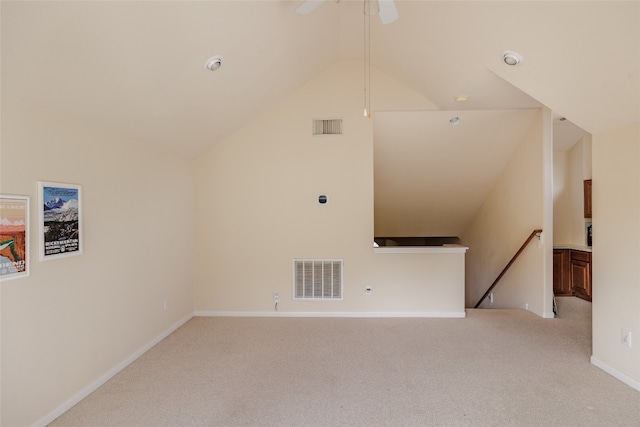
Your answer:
312;119;343;136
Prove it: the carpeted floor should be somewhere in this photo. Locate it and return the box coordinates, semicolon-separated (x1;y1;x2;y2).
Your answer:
49;298;640;426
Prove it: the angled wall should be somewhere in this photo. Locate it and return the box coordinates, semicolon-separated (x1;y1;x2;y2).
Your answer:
462;109;553;317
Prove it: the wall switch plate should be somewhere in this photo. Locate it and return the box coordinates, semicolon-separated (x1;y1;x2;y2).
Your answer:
622;329;632;347
163;299;169;311
365;286;372;295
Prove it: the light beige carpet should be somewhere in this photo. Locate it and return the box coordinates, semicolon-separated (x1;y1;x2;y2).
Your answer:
50;298;639;426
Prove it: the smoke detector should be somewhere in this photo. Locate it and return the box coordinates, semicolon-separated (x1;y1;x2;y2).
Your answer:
204;55;223;71
501;50;523;66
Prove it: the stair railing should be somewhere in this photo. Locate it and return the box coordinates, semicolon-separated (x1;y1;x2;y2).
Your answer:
473;229;543;308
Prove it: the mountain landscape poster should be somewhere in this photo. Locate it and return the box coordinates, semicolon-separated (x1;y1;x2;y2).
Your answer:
38;181;82;261
0;195;29;281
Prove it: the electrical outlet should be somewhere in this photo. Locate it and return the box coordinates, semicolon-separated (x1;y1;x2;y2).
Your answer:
273;293;280;304
365;286;372;295
622;329;632;347
163;299;169;311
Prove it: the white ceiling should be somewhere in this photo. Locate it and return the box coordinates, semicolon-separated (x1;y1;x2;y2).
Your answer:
2;1;637;159
2;1;637;237
2;1;340;159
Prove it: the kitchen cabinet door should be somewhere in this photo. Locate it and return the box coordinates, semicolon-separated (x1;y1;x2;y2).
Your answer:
553;250;572;296
571;251;592;301
584;179;592;218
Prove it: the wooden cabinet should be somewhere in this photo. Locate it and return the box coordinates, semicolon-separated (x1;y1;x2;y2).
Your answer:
570;250;592;301
553;249;592;301
584;179;592;218
553;249;572;296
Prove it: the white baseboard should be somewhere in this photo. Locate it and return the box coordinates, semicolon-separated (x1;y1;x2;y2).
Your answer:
34;312;194;427
523;304;555;319
590;356;640;392
532;308;556;319
194;310;467;318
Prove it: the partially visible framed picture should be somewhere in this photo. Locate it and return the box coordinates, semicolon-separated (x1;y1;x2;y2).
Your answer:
38;181;82;261
0;195;30;281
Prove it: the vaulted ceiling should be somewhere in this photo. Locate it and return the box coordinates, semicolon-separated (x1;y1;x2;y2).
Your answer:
2;1;638;238
3;1;638;160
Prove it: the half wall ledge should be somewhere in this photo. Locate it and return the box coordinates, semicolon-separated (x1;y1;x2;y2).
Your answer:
373;244;469;254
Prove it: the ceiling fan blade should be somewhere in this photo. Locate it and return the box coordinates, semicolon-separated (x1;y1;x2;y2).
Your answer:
378;0;399;24
296;0;325;15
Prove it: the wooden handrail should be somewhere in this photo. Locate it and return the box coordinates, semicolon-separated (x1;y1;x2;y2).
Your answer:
473;229;543;308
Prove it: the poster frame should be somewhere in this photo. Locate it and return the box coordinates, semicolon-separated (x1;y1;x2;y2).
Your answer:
38;181;83;261
0;194;30;281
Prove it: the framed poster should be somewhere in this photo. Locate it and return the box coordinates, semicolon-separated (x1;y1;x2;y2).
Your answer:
38;181;82;261
0;195;29;281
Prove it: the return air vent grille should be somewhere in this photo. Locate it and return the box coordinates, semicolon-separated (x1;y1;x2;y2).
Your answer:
293;259;343;300
312;119;343;136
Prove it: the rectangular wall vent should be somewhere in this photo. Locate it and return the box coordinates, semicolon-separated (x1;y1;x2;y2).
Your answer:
312;119;343;136
293;259;343;300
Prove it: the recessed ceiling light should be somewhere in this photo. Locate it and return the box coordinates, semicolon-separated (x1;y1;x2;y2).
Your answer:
449;116;461;126
455;95;468;102
501;50;523;66
204;55;223;71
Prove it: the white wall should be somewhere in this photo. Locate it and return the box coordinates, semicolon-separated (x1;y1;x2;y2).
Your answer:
553;135;592;247
192;61;465;316
591;122;640;389
553;150;572;244
462;109;552;316
0;98;195;426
